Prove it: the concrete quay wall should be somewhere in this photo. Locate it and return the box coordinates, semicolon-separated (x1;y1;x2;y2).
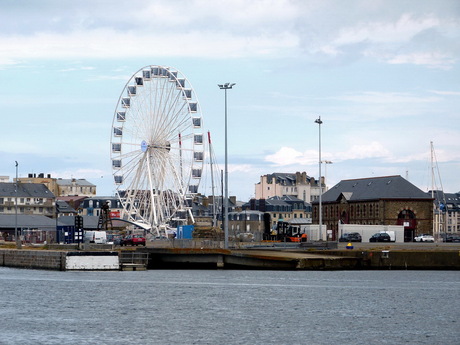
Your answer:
0;249;66;270
310;249;460;270
144;247;460;270
0;249;120;271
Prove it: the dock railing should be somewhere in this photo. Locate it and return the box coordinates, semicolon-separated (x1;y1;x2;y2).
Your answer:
119;251;149;265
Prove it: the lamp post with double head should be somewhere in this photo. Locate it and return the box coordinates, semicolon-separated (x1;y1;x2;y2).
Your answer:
218;82;235;249
315;117;323;241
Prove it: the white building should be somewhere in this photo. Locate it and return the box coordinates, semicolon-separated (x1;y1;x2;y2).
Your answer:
255;172;325;203
56;178;96;197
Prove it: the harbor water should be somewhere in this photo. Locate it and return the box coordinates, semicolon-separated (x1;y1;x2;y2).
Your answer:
1;267;459;345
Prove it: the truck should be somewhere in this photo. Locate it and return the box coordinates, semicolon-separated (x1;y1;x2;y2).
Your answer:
84;231;107;244
266;221;307;242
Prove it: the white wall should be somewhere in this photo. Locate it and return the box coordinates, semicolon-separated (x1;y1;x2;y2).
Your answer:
338;224;405;243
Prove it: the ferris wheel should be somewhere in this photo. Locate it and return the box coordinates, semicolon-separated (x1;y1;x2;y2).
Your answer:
110;65;204;235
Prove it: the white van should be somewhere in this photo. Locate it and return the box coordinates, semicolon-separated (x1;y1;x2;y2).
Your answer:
84;231;107;244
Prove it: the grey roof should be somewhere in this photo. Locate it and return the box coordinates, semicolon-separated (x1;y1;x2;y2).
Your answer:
0;183;55;198
56;200;77;214
266;196;290;206
266;173;297;186
429;190;460;210
0;215;56;230
288;218;312;225
280;195;303;202
318;175;432;203
56;179;95;187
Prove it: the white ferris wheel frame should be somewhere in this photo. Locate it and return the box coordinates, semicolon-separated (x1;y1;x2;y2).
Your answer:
110;65;203;235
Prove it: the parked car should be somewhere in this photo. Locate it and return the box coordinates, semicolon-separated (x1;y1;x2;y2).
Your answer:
109;234;123;245
120;235;146;246
339;232;362;242
444;235;460;242
414;234;435;242
369;233;391;242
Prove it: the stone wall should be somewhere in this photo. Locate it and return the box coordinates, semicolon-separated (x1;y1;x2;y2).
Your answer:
0;249;66;270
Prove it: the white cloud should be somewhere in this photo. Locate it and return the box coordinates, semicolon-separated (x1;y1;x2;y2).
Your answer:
0;1;457;70
336;142;391;161
386;52;456;70
265;147;318;166
333;13;440;45
0;29;297;63
430;90;460;96
338;91;440;105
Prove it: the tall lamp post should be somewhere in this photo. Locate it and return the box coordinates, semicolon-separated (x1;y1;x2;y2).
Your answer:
218;82;235;249
315;117;323;241
15;161;21;249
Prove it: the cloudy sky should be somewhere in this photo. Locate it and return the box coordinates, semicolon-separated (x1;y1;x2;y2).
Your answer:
1;0;459;200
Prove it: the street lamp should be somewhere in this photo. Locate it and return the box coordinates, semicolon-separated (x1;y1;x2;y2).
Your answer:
218;82;235;249
315;117;323;241
14;161;21;249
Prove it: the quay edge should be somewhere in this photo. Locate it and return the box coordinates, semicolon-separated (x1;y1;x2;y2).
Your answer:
1;246;459;270
142;247;460;270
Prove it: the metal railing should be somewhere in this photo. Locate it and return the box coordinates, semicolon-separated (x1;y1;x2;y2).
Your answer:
119;251;149;265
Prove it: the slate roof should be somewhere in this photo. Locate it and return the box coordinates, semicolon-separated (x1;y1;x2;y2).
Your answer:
56;179;95;187
265;196;290;206
0;215;57;230
56;200;77;214
318;175;432;203
0;183;55;198
266;173;297;186
429;190;460;210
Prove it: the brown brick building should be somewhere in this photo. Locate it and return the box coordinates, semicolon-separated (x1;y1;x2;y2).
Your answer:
312;175;433;242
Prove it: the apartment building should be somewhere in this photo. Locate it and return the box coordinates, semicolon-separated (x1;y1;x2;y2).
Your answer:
255;172;324;203
0;182;56;218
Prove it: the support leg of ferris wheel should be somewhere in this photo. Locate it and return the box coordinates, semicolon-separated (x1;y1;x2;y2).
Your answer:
170;154;195;225
146;153;160;237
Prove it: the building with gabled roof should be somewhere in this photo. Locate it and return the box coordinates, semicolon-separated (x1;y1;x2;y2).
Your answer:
429;190;460;235
246;195;312;229
255;172;323;203
56;178;96;197
312;175;433;242
0;182;56;218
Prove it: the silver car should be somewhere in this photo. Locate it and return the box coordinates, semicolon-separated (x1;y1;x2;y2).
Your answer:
414;234;435;242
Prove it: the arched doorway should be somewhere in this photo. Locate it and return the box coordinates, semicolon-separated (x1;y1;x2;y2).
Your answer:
334;211;349;241
340;210;349;224
397;209;416;242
